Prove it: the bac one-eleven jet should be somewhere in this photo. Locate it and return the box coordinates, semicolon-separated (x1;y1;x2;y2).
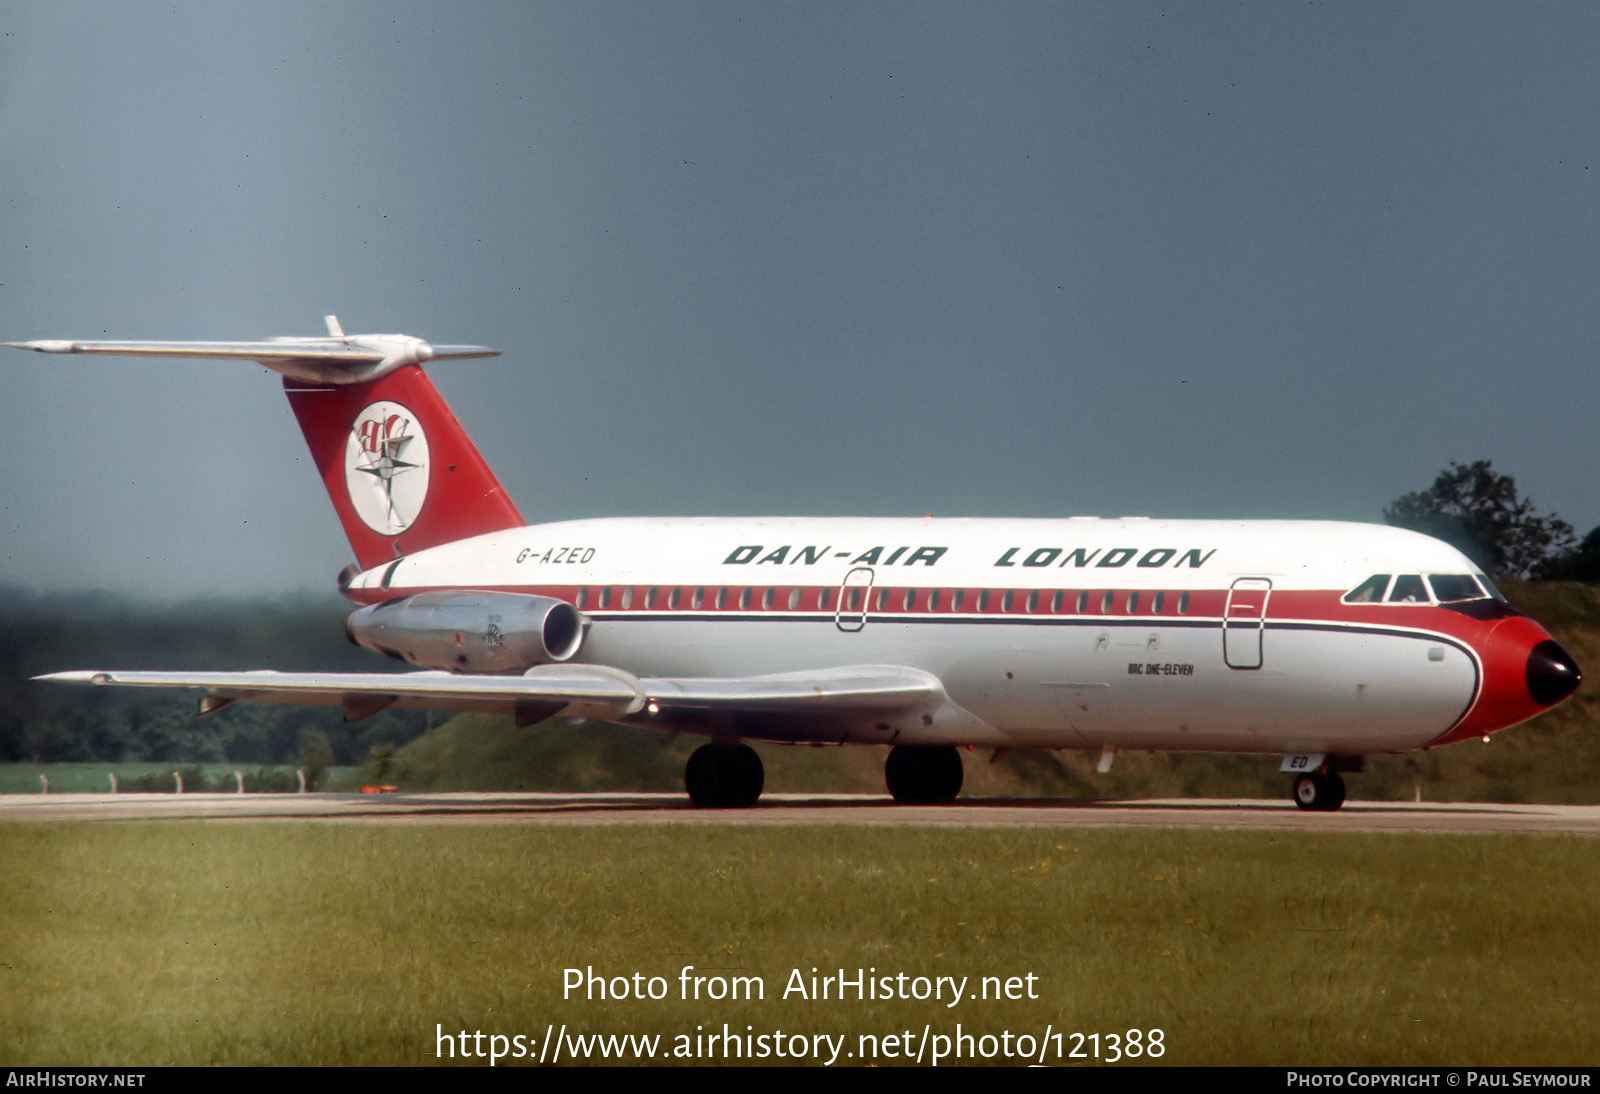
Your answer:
6;319;1582;810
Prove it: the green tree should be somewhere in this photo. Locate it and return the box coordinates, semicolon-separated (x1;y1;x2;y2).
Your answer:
1384;460;1574;579
300;726;336;790
1532;524;1600;582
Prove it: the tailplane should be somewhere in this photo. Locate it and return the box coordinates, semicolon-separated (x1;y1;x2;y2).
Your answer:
5;317;526;570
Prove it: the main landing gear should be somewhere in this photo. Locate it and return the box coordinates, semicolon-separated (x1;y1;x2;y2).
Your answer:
684;742;967;808
884;744;964;804
685;743;764;808
1291;770;1347;812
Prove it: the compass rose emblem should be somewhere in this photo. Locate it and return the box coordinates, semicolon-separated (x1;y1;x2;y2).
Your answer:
344;400;430;534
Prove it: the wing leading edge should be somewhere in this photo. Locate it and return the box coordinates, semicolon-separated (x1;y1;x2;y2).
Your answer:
35;664;994;745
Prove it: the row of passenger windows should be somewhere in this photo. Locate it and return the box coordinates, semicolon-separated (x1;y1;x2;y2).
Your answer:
573;575;1495;612
1341;573;1494;605
572;585;1195;616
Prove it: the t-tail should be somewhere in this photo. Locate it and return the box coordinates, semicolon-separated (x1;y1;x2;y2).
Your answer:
5;316;525;570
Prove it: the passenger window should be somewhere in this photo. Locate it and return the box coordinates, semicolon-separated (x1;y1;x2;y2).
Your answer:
645;587;657;609
1388;575;1428;603
762;588;775;610
928;589;940;611
600;587;612;609
978;591;989;612
739;588;752;610
576;587;587;609
875;588;888;611
1428;574;1484;603
1343;574;1391;604
1178;591;1190;615
621;587;634;609
1027;590;1039;613
1050;590;1062;613
1126;591;1139;614
1076;591;1088;613
905;589;918;611
1002;590;1013;613
953;590;965;611
1100;591;1113;614
691;588;704;609
788;588;801;610
669;588;681;609
819;588;832;611
1153;591;1165;613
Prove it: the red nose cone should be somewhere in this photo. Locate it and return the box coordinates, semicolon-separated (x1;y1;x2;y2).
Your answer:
1433;617;1581;746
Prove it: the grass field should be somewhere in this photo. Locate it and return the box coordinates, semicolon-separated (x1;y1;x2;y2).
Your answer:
3;822;1597;1067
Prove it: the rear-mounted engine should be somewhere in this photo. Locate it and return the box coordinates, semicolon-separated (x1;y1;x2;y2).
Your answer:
346;591;583;672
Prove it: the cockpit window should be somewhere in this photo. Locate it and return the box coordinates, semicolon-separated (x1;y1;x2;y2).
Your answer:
1476;573;1508;602
1387;574;1429;603
1343;574;1390;603
1428;574;1484;603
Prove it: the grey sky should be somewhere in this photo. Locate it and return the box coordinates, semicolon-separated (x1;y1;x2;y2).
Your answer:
3;2;1597;599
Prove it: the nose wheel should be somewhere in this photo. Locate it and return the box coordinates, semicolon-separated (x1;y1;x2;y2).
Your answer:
1292;770;1346;811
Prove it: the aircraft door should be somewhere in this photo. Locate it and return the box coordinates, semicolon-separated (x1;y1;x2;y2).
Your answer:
1223;578;1272;669
835;567;875;633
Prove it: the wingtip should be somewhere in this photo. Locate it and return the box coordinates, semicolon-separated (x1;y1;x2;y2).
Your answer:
34;670;112;684
4;340;77;353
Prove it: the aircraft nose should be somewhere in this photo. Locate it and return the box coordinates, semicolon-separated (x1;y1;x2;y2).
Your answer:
1526;640;1582;706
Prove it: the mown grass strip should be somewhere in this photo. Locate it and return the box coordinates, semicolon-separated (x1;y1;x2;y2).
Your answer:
3;823;1596;1066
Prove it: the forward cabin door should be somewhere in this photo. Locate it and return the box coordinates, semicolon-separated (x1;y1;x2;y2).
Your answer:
835;567;875;633
1223;578;1272;669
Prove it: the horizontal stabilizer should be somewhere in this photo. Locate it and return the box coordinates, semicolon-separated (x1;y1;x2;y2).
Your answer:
5;322;498;384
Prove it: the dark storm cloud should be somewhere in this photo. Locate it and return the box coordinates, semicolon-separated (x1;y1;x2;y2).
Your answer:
2;2;1596;597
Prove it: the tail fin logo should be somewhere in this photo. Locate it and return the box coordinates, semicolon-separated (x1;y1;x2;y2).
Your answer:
344;400;430;535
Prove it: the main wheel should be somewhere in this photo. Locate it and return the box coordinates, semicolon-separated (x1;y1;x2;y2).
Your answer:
1291;771;1346;811
685;743;764;808
884;745;964;804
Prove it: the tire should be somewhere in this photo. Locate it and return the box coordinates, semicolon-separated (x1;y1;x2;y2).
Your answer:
1292;771;1346;812
885;745;964;804
685;743;764;808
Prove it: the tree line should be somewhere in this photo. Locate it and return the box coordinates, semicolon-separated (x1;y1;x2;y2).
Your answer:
0;589;428;768
1384;460;1598;580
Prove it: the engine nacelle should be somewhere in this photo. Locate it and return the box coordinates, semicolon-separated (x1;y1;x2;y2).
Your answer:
346;591;583;673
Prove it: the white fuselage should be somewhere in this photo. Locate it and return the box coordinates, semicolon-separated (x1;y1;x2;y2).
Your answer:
344;516;1502;755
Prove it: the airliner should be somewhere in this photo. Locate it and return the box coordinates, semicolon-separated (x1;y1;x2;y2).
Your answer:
6;319;1582;810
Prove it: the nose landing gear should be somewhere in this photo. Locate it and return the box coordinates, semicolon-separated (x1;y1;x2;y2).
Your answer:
1292;769;1347;811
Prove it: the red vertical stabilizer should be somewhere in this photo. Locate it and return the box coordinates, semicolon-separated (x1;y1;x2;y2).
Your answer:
284;366;525;570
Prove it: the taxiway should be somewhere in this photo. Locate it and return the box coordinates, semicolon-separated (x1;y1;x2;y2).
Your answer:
2;791;1597;835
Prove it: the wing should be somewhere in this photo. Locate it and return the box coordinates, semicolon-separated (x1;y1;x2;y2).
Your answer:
35;663;991;743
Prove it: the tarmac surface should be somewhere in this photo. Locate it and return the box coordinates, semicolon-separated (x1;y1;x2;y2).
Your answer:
2;791;1599;834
